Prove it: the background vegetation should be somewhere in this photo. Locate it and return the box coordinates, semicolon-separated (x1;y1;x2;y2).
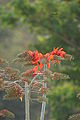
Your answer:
0;0;80;120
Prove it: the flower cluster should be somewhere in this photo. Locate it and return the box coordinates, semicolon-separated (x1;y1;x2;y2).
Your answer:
25;48;66;72
14;48;72;78
3;83;24;101
0;109;15;119
53;72;70;80
22;69;35;77
4;67;20;81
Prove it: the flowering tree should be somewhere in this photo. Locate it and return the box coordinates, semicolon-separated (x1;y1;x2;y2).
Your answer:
0;48;72;120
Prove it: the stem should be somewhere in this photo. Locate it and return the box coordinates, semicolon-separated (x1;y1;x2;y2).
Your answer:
40;64;47;120
25;82;30;120
25;73;42;120
29;73;42;88
40;83;46;120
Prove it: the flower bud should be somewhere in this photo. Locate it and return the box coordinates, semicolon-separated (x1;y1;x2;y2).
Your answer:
0;109;15;119
53;72;70;80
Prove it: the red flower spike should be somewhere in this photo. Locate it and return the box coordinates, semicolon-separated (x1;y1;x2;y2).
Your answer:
56;60;59;64
59;48;63;51
28;50;33;57
54;47;58;54
40;63;43;70
39;53;43;58
45;53;50;58
34;50;39;60
33;66;38;72
46;62;50;68
60;51;66;57
47;55;53;61
32;61;36;65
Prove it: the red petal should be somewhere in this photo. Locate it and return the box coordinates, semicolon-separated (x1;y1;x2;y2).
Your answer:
45;53;50;58
39;53;43;58
28;51;33;57
47;62;50;68
59;48;63;51
48;55;53;61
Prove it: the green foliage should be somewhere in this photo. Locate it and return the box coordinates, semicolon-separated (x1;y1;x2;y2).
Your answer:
48;83;80;120
0;0;80;52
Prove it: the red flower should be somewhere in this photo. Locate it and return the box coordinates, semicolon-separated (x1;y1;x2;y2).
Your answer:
46;62;50;68
51;48;66;57
33;66;38;72
39;63;43;70
24;48;66;72
28;50;33;57
56;60;59;64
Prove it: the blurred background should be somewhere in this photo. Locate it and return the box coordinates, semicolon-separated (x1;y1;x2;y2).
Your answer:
0;0;80;120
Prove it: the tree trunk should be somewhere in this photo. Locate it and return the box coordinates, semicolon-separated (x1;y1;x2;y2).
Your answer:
40;64;47;120
25;82;30;120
